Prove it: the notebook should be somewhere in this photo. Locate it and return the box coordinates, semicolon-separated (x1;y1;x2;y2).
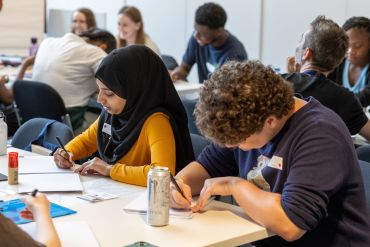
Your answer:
17;173;83;193
0;198;76;224
124;192;197;219
20;221;100;247
18;156;73;174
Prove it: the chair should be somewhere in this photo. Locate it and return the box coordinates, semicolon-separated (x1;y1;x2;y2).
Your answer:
13;80;72;129
359;160;370;214
356;145;370;163
181;97;201;135
11;118;74;151
161;54;178;70
190;133;210;158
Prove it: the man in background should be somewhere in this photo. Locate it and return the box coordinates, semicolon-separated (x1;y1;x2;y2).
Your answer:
17;28;116;131
170;2;247;83
285;16;370;142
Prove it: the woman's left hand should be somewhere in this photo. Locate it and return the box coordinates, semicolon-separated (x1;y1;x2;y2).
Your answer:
74;157;112;176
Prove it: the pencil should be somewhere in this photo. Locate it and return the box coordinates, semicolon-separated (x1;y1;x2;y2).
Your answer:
170;174;186;199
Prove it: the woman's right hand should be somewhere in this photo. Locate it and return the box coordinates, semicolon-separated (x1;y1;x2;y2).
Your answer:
20;192;50;220
170;178;192;209
53;148;74;169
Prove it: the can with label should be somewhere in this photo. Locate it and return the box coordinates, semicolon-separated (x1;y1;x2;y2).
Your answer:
8;152;18;185
147;166;170;226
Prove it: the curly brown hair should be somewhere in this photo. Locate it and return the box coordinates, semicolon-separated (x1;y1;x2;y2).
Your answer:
195;60;294;145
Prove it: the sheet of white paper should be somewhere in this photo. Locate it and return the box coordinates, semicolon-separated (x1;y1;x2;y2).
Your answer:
123;192;193;219
17;173;83;193
19;156;73;174
20;221;100;247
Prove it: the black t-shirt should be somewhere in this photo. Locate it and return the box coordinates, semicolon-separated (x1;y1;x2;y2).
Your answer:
329;61;370;107
283;72;368;135
197;98;370;246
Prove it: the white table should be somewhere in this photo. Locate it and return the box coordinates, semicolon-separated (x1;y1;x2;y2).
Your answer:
0;148;271;247
174;81;202;97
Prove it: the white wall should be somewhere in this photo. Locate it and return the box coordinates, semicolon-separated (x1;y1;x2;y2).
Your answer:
46;0;261;83
47;0;126;36
3;0;370;78
0;0;44;56
261;0;348;72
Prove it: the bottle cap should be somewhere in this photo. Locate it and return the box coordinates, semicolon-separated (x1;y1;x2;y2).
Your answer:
8;152;18;168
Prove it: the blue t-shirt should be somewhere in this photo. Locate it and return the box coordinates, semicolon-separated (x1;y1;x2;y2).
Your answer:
182;31;247;83
197;98;370;246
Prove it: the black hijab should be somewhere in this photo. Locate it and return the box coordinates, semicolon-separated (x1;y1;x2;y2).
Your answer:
95;45;194;172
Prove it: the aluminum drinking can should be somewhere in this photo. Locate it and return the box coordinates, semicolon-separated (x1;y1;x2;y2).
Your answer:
147;166;170;226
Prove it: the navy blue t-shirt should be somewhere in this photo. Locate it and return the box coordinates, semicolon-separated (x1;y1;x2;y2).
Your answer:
197;98;370;246
182;31;247;83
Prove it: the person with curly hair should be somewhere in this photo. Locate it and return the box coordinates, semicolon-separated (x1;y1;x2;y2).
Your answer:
170;60;370;246
170;2;247;83
328;16;370;106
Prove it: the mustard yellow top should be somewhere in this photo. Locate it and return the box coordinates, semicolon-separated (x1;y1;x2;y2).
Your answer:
65;112;176;186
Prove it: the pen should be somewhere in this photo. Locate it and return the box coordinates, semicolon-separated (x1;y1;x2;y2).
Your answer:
31;189;38;197
55;136;69;157
170;174;186;199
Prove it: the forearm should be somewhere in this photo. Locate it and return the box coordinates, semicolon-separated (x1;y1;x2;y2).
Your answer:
176;162;210;195
359;120;370;142
65;138;97;160
34;212;61;247
15;63;29;81
110;163;152;186
230;178;305;241
65;121;99;160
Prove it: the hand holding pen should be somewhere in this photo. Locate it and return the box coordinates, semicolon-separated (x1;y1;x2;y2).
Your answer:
54;136;74;169
21;189;51;220
169;174;193;209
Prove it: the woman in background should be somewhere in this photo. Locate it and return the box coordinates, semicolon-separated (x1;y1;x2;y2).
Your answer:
117;6;160;55
54;46;194;186
329;16;370;106
71;7;96;35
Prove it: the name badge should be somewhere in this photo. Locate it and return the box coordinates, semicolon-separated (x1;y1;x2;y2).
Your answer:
206;62;216;73
102;123;111;135
268;155;283;170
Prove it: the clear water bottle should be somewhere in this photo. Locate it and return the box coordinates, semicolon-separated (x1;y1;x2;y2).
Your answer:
29;37;38;56
0;112;8;155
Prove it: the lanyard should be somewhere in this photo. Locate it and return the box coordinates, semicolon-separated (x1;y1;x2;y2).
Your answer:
302;70;326;79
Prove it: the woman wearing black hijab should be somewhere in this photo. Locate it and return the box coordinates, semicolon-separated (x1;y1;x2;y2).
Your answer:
54;45;194;186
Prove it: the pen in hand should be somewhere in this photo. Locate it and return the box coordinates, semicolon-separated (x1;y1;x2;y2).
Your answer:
170;174;187;199
31;189;38;197
55;136;69;156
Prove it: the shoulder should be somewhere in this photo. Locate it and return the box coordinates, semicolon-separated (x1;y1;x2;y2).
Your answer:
143;112;171;127
292;98;351;138
223;32;247;58
144;35;160;55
